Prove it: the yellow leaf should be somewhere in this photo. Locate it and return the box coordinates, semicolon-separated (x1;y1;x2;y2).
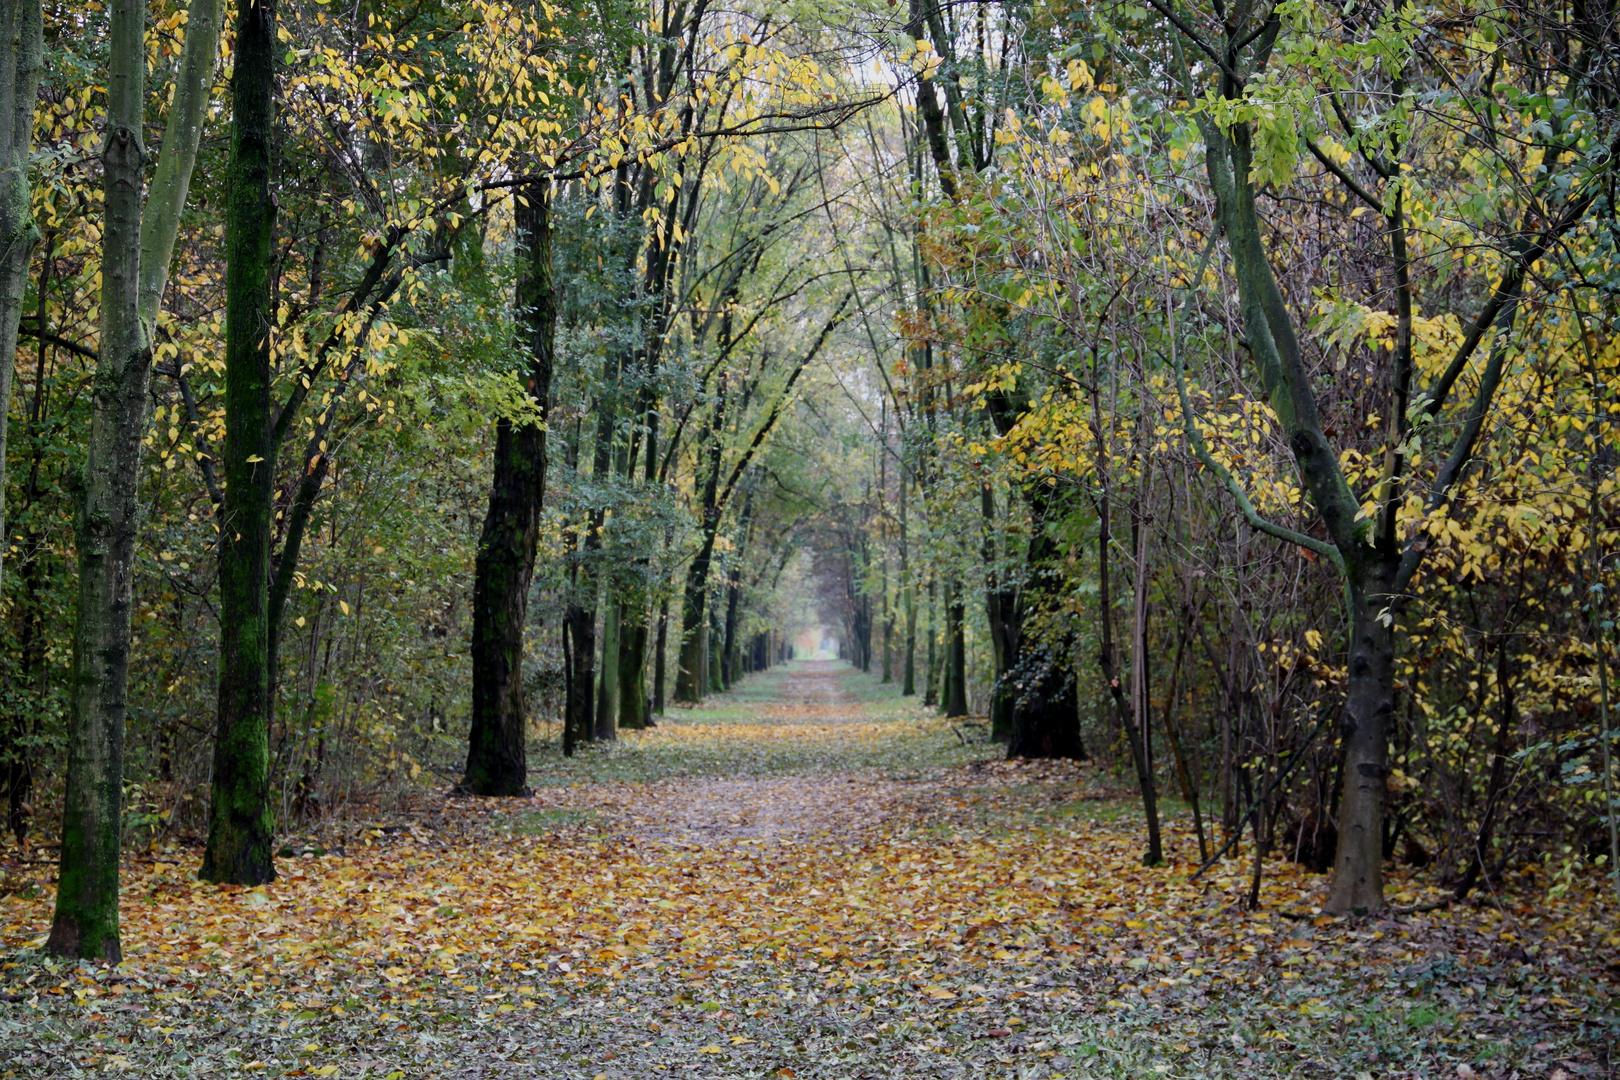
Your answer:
697;1045;723;1054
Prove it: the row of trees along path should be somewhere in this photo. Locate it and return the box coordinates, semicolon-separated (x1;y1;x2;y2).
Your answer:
0;0;1618;1072
2;659;1616;1077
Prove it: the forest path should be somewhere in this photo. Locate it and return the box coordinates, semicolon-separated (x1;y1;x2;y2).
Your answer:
2;661;1611;1079
623;661;902;844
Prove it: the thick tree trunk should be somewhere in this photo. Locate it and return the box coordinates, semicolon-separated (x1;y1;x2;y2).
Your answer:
1005;653;1084;759
202;0;279;884
618;612;649;729
462;180;555;794
0;0;41;590
1325;572;1395;912
674;558;711;703
565;601;596;747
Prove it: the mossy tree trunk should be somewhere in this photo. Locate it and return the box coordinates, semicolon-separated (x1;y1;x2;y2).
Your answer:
202;0;279;884
51;0;220;957
46;0;147;960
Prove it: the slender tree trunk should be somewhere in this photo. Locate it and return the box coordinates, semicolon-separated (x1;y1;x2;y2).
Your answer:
1128;501;1164;865
0;0;42;589
1326;570;1395;912
722;572;741;688
561;619;577;758
653;599;668;714
708;610;724;692
1096;491;1162;866
901;465;916;696
596;600;621;741
983;483;1017;740
47;0;148;957
6;249;53;846
202;0;280;884
944;579;966;717
463;180;555;794
923;575;938;706
1159;625;1207;862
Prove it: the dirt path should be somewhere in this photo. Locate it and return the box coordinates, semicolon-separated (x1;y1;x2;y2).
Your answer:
626;660;902;843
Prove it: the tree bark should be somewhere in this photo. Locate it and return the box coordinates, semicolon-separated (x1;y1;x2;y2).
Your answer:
47;0;149;958
653;598;668;714
1325;572;1395;911
202;0;279;884
565;600;596;748
923;575;938;706
1096;490;1162;865
618;613;650;729
943;578;966;717
50;0;222;936
982;484;1017;740
595;600;621;741
0;0;41;590
901;463;916;696
463;180;555;794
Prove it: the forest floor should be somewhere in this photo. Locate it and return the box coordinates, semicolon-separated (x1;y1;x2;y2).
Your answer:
1;661;1618;1078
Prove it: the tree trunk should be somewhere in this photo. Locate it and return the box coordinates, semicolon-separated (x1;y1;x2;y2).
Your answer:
944;579;967;717
462;179;555;794
721;571;741;689
653;598;668;714
596;600;621;740
1325;571;1395;912
901;466;916;696
676;394;725;704
923;576;938;706
981;484;1016;739
565;601;596;747
202;0;279;884
619;611;649;729
47;0;147;956
1096;491;1162;865
0;0;41;589
708;610;724;693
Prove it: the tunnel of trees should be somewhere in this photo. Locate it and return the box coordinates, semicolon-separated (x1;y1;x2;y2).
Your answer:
1;0;1618;963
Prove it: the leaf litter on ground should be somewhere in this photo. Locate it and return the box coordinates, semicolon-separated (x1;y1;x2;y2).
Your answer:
1;661;1617;1078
